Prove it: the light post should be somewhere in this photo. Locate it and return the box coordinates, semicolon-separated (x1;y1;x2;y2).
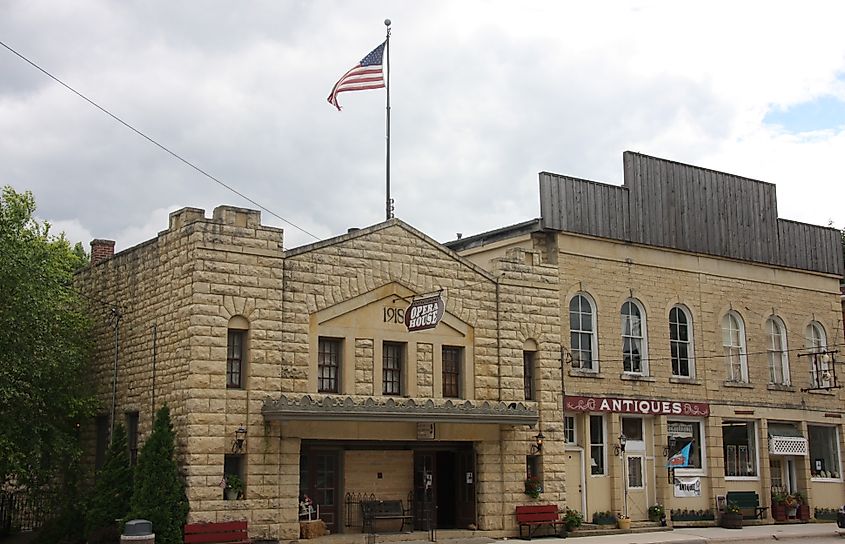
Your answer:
619;433;628;519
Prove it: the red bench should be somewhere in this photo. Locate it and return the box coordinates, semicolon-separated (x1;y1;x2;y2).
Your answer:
515;504;566;540
184;520;249;544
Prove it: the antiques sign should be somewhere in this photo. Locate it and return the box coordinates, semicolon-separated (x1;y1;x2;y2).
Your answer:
564;395;709;417
405;294;445;332
674;477;701;497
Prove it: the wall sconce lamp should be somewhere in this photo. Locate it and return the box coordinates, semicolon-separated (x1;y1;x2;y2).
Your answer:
232;425;247;453
530;431;545;455
614;433;627;456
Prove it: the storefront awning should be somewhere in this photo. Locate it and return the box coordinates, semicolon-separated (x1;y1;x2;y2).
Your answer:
768;423;807;456
262;394;539;425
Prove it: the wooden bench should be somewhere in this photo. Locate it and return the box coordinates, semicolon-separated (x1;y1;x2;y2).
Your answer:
184;520;249;544
515;504;566;540
361;500;414;533
726;491;768;520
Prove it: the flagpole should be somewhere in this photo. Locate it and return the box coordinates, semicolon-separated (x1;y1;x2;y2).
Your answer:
384;19;392;220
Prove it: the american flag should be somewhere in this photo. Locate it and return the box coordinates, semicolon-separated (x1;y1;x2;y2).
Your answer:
327;41;386;111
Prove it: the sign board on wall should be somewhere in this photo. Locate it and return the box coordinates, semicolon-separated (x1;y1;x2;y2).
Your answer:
405;294;445;332
564;395;710;417
674;477;702;497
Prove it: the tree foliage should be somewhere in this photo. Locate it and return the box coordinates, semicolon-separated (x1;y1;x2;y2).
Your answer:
86;423;133;537
128;406;188;544
0;186;95;489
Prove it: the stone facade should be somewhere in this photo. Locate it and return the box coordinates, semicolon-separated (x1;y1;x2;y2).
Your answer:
76;207;562;540
450;154;845;526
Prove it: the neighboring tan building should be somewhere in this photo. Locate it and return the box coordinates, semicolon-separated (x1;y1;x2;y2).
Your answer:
76;208;564;541
448;152;845;524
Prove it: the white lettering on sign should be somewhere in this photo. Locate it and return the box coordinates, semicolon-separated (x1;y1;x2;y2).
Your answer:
404;294;446;332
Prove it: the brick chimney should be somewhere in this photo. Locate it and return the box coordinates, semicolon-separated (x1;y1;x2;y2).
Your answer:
90;239;115;265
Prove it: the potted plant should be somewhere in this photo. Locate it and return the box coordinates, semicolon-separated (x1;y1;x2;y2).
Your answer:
617;513;631;530
562;508;583;532
524;475;542;499
721;502;742;529
771;491;788;522
648;503;665;523
223;473;244;500
793;492;810;522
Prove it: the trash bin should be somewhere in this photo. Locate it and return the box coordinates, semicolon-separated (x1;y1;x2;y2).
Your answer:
121;519;155;544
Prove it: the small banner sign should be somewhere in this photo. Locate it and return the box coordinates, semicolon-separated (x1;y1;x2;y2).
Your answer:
564;395;709;417
674;476;701;497
405;294;445;332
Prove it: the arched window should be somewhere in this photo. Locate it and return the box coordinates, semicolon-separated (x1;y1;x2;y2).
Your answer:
806;321;830;388
569;293;597;371
722;312;747;383
766;316;790;385
669;305;694;378
621;300;647;374
227;315;249;389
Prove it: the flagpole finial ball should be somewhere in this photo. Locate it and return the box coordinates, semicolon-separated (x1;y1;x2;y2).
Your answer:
384;19;391;26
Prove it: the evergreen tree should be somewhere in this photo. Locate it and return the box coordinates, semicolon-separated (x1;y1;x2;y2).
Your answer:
86;423;133;537
128;406;188;544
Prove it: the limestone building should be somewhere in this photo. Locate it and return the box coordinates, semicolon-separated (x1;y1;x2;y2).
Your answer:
76;151;844;540
448;152;845;524
76;209;563;540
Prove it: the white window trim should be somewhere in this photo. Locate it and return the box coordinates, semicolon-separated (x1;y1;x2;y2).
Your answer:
668;417;708;477
723;420;760;481
589;413;607;478
808;424;843;482
626;455;646;489
564;415;577;445
621;299;648;376
723;312;749;383
805;322;830;388
669;305;695;379
569;292;599;373
766;316;790;386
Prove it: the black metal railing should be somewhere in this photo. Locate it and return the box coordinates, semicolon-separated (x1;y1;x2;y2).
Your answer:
0;491;52;534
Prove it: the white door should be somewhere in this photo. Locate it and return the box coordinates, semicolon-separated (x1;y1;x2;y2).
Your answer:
565;450;585;514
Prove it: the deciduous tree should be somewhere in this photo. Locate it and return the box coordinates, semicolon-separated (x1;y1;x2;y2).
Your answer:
0;186;95;489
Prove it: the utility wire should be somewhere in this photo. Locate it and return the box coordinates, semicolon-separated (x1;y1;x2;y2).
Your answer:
0;39;321;243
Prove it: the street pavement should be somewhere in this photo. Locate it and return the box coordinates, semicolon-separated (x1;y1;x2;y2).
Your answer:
498;523;843;544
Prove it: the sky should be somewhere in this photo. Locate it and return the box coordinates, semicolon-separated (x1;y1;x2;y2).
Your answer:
1;1;844;252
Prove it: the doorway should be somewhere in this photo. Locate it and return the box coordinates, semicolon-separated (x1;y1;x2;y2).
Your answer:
413;448;476;530
300;448;341;532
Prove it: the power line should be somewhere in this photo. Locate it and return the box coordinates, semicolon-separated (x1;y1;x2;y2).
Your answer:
0;39;321;243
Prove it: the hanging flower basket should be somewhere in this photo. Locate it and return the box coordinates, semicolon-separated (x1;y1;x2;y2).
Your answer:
524;476;542;499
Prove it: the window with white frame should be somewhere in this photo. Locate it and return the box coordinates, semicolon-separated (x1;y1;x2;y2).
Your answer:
766;316;790;385
722;312;748;383
667;420;704;469
589;415;605;475
722;420;757;477
806;322;830;388
808;425;841;479
627;456;644;488
669;305;694;378
569;293;597;371
621;300;647;374
564;416;577;445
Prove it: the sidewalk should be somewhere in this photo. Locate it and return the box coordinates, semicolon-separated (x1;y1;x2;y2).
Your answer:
499;523;841;544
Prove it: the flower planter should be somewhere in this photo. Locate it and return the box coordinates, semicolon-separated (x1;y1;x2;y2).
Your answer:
772;504;788;522
798;505;810;522
617;517;631;530
720;512;742;529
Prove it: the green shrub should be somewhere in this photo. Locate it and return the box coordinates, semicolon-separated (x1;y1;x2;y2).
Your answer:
86;423;132;538
127;406;188;544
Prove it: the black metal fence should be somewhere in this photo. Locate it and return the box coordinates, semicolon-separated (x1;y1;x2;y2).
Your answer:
0;491;52;534
344;491;421;531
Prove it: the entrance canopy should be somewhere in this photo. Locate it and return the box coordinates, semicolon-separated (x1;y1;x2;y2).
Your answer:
768;423;807;456
262;394;538;425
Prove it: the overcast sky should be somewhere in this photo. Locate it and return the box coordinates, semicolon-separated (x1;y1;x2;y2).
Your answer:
2;1;844;252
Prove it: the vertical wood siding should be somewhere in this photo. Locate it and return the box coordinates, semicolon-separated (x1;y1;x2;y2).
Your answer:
539;152;843;276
